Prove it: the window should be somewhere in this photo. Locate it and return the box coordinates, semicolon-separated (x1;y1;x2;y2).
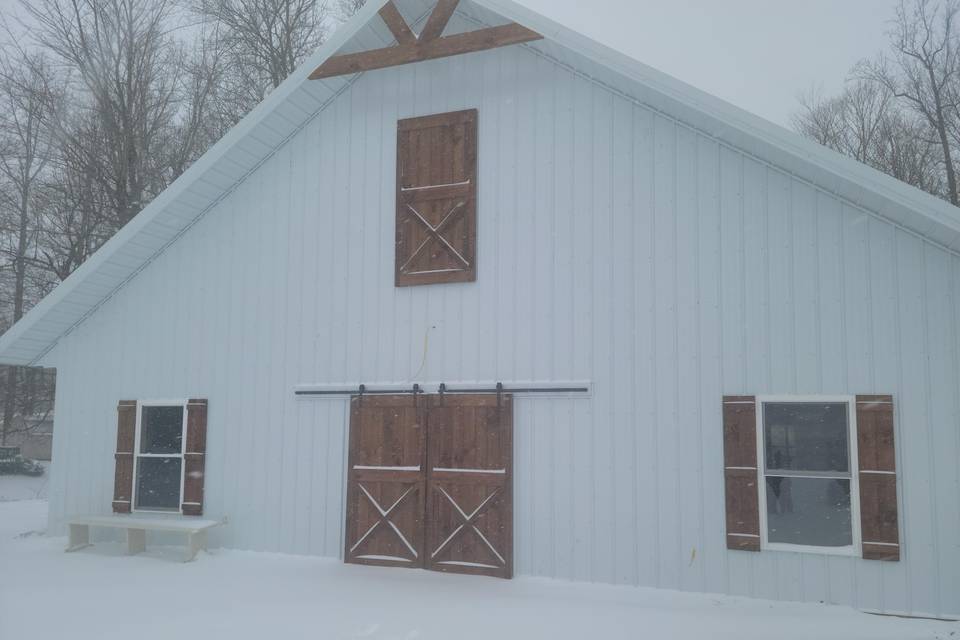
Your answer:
133;402;187;512
757;396;861;555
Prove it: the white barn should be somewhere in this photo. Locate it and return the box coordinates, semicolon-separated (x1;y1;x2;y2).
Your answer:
1;0;958;619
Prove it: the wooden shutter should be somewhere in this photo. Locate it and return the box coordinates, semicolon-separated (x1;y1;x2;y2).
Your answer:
182;399;208;516
723;396;760;551
425;393;513;578
345;395;427;568
112;400;137;513
856;395;900;561
396;109;477;286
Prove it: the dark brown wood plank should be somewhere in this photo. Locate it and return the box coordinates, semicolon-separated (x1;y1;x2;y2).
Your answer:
185;399;208;454
398;109;476;131
862;542;900;561
724;468;760;551
399;182;472;204
419;0;460;42
182;399;208;516
859;473;899;546
112;455;134;513
378;1;417;45
856;395;896;472
116;400;137;453
112;400;137;513
856;395;900;561
722;396;760;551
310;23;542;80
723;397;757;470
182;456;204;516
352;470;424;484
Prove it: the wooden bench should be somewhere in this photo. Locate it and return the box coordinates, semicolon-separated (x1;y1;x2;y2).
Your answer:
66;514;221;562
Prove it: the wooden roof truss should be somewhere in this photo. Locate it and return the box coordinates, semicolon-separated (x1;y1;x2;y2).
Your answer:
309;0;542;80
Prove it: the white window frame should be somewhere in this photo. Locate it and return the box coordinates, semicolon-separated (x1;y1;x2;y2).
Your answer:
755;395;861;556
132;399;188;514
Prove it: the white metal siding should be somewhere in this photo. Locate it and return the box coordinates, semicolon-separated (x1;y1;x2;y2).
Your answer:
44;42;960;618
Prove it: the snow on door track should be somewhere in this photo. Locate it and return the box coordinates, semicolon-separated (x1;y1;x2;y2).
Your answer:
0;500;955;640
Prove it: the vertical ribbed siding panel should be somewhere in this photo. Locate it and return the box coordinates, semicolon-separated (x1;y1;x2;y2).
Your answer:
277;138;298;553
718;146;750;597
867;217;908;612
742;159;773;599
568;69;593;584
653;114;679;590
38;43;960;618
697;135;725;596
591;83;615;584
814;190;857;606
632;105;658;589
951;257;960;616
611;90;637;586
924;245;955;615
840;205;868;608
547;60;574;582
676;125;702;592
897;232;935;615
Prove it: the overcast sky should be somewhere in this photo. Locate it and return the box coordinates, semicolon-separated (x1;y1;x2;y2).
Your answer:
0;0;898;128
514;0;896;128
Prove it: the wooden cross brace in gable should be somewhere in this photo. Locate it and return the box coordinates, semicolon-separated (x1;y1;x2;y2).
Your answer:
309;0;542;80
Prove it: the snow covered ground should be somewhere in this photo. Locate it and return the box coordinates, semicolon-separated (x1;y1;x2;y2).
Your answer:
0;495;955;639
0;461;49;501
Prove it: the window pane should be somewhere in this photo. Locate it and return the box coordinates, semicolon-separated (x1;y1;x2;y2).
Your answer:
135;457;182;510
763;402;849;473
140;405;183;454
766;476;852;547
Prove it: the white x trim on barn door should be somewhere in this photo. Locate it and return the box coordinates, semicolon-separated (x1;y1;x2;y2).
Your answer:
350;484;419;560
400;201;470;275
431;486;505;568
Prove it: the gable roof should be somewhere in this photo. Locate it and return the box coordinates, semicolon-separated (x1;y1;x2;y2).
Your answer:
2;0;960;366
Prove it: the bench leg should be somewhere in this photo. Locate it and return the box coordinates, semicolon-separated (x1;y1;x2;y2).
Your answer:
66;524;90;552
185;531;207;562
127;528;146;555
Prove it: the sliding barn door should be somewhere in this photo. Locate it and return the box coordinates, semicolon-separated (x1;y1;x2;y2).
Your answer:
344;396;426;568
344;393;513;578
425;394;513;578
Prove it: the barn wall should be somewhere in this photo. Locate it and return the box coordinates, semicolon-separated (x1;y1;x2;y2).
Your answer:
44;42;960;618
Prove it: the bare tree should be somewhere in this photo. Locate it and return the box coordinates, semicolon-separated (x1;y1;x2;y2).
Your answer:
191;0;331;122
857;0;960;204
795;80;945;197
334;0;365;21
22;0;192;226
0;51;58;445
35;109;114;281
794;89;847;149
0;2;226;439
877;111;945;193
794;82;893;163
166;34;228;178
